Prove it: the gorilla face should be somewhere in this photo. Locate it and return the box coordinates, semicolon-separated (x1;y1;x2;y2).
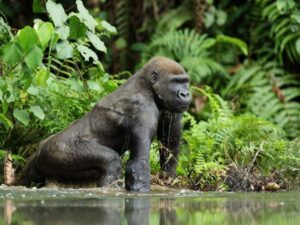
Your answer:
150;70;190;113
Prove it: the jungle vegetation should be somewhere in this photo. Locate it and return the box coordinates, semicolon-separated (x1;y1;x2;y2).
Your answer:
0;0;299;191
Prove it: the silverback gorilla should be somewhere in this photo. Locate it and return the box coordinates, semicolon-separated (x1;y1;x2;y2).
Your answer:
18;56;190;192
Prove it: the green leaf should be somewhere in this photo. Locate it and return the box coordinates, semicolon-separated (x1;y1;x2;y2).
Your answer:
13;109;30;126
100;21;117;34
216;10;227;26
277;0;295;13
69;79;84;92
16;26;40;53
2;100;8;114
76;0;97;31
68;15;87;39
0;113;13;129
30;105;45;120
115;38;127;49
50;33;60;48
24;45;43;70
21;69;33;89
77;45;98;61
6;88;15;103
277;0;287;13
87;80;102;91
3;42;23;65
55;25;70;40
33;0;46;13
287;0;295;10
36;68;49;86
295;38;300;54
36;22;54;49
46;0;68;27
87;31;107;52
204;12;215;28
27;85;39;95
130;42;146;52
56;41;73;59
216;35;248;55
201;38;217;49
291;11;300;23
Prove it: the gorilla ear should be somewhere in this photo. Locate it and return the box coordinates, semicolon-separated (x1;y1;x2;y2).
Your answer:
149;71;158;84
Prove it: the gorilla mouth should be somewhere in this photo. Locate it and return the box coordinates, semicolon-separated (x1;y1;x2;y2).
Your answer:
179;103;188;107
178;103;190;111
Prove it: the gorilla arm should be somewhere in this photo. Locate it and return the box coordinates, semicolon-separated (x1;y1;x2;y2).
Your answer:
125;127;151;192
125;104;159;192
157;111;182;178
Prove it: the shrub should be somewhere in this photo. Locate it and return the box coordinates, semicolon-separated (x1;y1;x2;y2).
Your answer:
178;87;300;190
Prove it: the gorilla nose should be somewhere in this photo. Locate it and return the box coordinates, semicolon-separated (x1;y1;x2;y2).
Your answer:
178;89;190;101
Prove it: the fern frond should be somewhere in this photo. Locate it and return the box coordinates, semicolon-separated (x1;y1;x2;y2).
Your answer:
225;61;300;138
142;29;227;84
192;86;233;121
50;58;76;77
115;0;130;39
155;3;193;33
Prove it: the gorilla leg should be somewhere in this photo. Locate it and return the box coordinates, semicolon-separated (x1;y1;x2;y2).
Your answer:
16;152;45;187
37;139;122;186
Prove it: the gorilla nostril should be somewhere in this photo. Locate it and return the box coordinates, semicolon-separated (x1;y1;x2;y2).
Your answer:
178;90;189;99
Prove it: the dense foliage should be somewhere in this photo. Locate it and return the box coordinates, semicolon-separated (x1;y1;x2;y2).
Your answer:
0;0;121;178
0;0;299;190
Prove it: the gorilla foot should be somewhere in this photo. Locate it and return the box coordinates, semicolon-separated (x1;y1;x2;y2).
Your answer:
125;160;150;192
98;161;122;187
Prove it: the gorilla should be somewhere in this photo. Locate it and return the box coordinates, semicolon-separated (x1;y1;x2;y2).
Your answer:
18;56;190;192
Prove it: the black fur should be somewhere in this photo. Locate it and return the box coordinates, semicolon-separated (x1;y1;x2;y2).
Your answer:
17;56;190;192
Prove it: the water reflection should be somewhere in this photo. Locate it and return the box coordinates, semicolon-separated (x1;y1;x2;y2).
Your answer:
1;191;300;225
125;198;150;225
3;199;15;225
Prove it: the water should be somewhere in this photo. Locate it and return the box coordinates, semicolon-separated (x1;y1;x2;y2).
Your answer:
0;186;299;225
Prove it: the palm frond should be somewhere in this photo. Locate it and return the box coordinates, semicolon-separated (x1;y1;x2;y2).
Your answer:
259;0;300;63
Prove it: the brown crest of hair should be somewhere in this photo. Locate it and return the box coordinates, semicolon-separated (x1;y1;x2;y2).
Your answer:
146;56;186;75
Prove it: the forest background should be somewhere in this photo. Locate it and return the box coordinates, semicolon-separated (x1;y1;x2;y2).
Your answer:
0;0;299;191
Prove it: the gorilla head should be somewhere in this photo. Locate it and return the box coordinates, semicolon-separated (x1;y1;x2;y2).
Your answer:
143;57;191;113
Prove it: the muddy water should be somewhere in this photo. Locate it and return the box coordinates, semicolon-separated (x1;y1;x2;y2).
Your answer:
0;186;299;225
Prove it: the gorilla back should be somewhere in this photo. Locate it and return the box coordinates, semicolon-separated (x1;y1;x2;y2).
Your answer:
17;56;190;192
